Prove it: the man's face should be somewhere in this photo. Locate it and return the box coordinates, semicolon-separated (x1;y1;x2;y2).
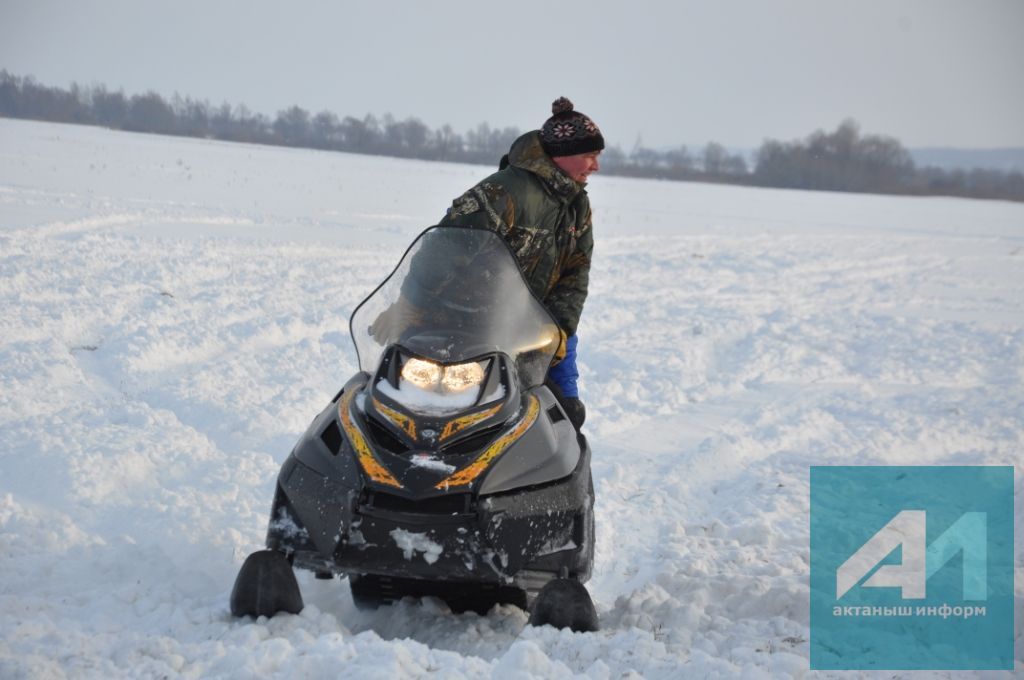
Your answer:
553;151;601;184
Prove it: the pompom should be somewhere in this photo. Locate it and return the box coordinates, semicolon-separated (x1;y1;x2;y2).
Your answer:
551;97;574;115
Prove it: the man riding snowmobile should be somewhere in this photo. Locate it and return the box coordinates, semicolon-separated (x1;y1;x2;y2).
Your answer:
436;96;604;431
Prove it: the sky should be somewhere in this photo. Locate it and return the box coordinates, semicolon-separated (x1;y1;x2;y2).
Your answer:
1;0;1022;151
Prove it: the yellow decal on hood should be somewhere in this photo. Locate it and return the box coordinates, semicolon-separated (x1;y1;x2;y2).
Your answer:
440;402;503;443
372;397;418;440
436;396;540;489
339;389;402;489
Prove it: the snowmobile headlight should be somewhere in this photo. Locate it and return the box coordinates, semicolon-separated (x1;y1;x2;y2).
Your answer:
400;358;443;390
441;361;485;393
400;357;486;394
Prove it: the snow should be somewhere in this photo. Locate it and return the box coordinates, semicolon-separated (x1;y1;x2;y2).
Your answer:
408;454;456;475
390;529;444;565
1;117;1022;678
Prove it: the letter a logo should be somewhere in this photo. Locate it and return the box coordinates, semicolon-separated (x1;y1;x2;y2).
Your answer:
837;510;926;599
836;510;987;600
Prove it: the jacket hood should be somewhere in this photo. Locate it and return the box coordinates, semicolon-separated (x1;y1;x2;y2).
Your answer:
507;131;583;201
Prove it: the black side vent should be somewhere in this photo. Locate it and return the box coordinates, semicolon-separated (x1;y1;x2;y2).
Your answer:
442;423;504;456
368;490;473;515
547;405;566;424
366;416;409;454
321;420;343;455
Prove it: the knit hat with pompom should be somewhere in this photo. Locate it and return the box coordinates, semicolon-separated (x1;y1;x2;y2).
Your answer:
540;97;605;157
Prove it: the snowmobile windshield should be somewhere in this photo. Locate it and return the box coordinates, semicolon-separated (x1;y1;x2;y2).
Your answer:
350;226;561;389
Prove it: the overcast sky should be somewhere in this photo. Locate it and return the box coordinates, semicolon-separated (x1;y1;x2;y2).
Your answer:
1;0;1021;150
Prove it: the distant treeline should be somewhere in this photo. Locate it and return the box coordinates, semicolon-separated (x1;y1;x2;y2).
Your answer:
2;71;1021;202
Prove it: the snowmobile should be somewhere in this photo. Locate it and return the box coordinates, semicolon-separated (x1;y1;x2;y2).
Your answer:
230;226;598;632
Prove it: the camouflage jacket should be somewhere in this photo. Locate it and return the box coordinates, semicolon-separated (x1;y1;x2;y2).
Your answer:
438;131;593;336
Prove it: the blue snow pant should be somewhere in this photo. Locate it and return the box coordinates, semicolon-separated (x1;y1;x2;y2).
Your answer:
548;334;579;398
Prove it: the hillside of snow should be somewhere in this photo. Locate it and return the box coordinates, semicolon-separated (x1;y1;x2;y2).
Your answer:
1;118;1021;678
